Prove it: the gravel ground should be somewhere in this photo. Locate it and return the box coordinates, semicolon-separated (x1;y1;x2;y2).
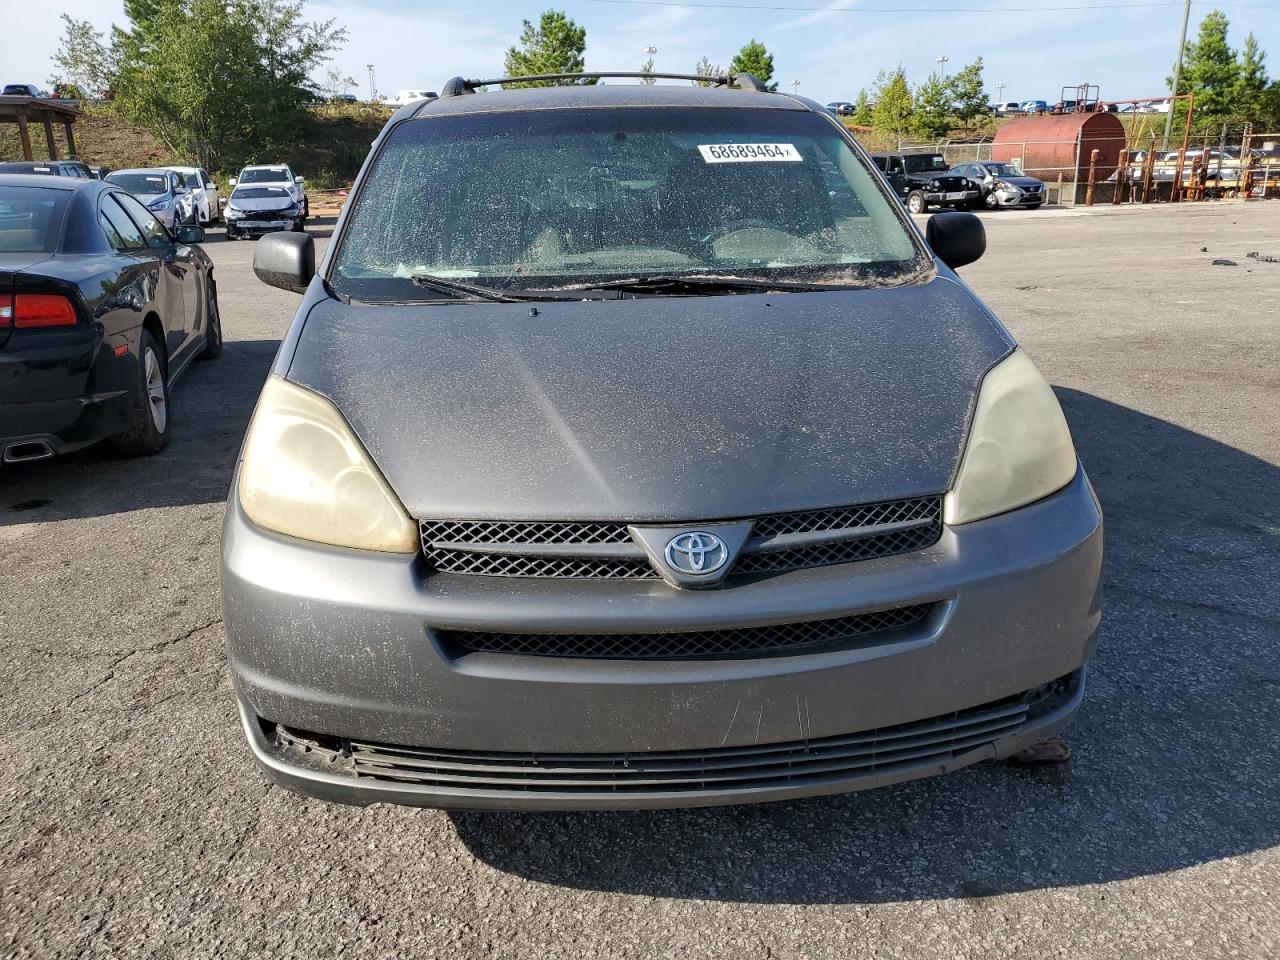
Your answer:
2;203;1277;959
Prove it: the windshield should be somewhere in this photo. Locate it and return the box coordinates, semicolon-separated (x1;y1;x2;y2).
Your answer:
903;155;948;174
0;185;70;252
983;163;1023;177
232;186;293;201
331;107;926;299
107;173;169;196
240;168;289;184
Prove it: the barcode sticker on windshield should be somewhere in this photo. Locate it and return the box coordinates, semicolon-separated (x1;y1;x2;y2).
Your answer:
697;143;803;163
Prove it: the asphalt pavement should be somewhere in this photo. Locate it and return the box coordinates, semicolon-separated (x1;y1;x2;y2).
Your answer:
2;203;1278;959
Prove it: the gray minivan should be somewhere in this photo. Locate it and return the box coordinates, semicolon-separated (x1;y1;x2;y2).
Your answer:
223;73;1103;811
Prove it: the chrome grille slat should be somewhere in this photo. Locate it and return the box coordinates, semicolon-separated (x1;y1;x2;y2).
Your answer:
419;496;943;580
439;603;932;660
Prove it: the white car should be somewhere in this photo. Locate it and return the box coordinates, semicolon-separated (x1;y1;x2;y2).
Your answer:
230;164;308;218
167;166;221;224
104;168;199;229
390;88;437;106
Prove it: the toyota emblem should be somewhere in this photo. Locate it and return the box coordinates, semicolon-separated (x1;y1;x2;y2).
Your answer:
664;531;729;576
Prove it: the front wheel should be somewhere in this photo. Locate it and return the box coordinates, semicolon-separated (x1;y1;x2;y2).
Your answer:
984;191;1001;210
906;191;927;214
111;330;171;457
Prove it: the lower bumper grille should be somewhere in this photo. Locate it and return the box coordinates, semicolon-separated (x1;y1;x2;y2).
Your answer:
347;695;1034;794
439;603;933;660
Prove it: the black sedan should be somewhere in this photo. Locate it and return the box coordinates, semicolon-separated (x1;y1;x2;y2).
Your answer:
0;175;221;462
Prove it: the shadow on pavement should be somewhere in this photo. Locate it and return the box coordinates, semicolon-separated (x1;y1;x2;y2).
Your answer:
0;339;279;524
451;389;1280;904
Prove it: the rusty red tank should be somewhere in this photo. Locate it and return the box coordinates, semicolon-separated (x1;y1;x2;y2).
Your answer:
991;112;1127;182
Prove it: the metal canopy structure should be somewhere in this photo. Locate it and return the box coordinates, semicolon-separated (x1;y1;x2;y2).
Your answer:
0;96;80;161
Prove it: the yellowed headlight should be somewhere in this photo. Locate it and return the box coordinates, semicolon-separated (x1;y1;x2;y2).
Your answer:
944;349;1078;525
239;376;417;553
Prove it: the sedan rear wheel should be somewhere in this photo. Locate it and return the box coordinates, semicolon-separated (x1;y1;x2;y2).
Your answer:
111;330;171;456
199;277;223;360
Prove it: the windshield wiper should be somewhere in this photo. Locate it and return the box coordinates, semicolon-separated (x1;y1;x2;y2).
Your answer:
407;274;522;302
548;275;836;297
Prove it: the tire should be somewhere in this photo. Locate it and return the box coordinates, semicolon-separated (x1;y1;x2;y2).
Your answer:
906;191;927;214
111;330;171;457
984;191;1001;210
198;277;223;360
301;196;309;219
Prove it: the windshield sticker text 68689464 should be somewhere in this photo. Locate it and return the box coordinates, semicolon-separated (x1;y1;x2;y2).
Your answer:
697;143;803;164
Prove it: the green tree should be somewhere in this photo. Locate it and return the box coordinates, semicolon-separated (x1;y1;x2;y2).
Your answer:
852;88;872;125
640;52;655;85
1233;33;1268;116
112;0;345;170
1173;10;1239;117
49;15;114;99
950;57;987;125
871;67;913;140
503;10;595;87
693;55;722;87
912;72;953;139
729;39;776;91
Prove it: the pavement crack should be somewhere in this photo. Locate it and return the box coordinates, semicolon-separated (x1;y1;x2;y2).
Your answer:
1106;585;1280;627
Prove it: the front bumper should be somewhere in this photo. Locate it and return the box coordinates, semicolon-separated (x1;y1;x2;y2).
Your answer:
991;187;1046;207
227;216;301;235
925;188;982;205
222;467;1104;810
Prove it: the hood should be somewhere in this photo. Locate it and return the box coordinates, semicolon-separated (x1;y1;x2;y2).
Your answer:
286;278;1013;521
229;195;296;212
135;193;170;205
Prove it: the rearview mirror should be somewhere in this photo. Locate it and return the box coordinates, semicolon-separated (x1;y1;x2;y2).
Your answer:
925;212;986;270
254;231;315;294
175;224;205;244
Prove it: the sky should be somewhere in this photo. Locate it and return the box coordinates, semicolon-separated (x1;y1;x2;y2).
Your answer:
7;0;1280;107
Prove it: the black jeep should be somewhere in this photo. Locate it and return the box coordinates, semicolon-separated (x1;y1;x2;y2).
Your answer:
871;152;981;214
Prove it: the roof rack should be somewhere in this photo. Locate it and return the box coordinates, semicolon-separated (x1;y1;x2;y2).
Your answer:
437;72;769;97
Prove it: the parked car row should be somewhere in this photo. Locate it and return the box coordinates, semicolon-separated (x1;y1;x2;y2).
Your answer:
869;152;1046;213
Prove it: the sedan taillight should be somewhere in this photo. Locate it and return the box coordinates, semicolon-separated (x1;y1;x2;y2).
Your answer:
0;293;78;329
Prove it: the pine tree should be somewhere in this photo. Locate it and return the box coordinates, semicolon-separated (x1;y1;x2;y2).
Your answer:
693;56;723;87
729;40;776;91
871;67;913;140
1233;33;1268;115
912;72;953;139
1173;11;1238;117
950;58;987;126
503;10;596;87
853;88;872;125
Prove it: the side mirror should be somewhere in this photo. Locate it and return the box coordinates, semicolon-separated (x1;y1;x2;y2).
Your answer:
925;211;986;270
294;175;305;184
228;177;238;186
253;231;315;294
175;224;205;244
219;196;228;207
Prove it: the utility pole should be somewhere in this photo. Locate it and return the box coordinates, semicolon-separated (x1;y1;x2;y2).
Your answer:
791;79;801;95
935;55;949;78
1163;0;1191;149
997;81;1006;103
367;64;377;103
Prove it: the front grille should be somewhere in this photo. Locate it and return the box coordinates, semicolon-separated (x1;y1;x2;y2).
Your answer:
345;694;1035;794
439;603;932;660
419;496;942;581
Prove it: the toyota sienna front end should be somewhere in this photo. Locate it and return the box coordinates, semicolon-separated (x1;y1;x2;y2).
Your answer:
221;75;1103;810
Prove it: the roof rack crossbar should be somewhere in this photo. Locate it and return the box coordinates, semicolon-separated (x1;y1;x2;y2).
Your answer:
438;72;769;96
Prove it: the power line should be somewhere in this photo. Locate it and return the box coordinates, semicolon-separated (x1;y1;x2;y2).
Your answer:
584;0;1280;13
